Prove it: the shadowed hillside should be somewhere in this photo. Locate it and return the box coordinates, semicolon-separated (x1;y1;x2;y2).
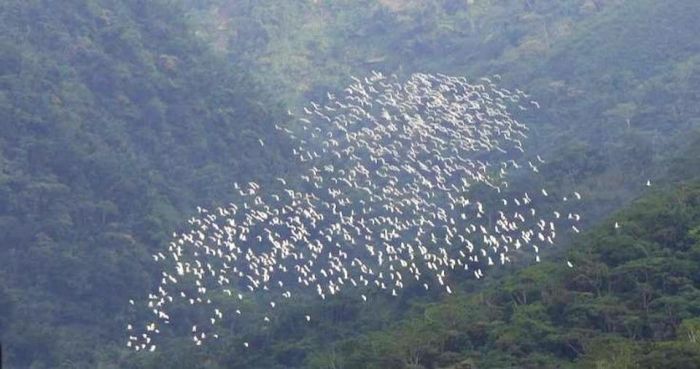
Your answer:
0;1;293;367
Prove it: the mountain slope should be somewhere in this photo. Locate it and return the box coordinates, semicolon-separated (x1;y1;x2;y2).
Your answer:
3;1;700;368
302;181;700;369
121;170;700;369
186;0;700;220
0;1;292;368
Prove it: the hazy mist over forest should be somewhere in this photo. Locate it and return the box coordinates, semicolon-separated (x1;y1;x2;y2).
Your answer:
1;1;700;368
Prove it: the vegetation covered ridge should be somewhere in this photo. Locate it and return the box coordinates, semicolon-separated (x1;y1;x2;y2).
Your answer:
0;0;293;367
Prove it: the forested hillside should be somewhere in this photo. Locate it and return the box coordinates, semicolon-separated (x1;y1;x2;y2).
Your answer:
111;174;700;369
1;0;700;368
187;0;700;218
299;181;700;369
0;1;292;367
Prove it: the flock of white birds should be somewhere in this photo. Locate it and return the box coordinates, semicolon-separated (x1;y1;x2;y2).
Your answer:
125;72;583;352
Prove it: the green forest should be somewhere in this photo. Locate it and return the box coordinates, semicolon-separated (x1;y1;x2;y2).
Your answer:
1;0;700;368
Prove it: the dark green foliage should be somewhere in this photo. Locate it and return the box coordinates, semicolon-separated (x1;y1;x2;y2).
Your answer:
248;183;700;369
3;0;700;368
0;0;292;367
117;182;699;368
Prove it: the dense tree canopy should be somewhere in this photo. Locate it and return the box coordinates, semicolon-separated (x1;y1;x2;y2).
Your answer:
0;0;292;367
1;0;700;368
